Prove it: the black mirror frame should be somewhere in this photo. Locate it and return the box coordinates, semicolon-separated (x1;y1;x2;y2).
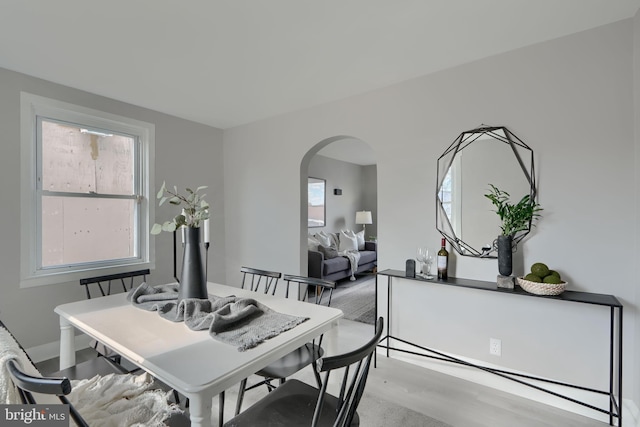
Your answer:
436;125;536;258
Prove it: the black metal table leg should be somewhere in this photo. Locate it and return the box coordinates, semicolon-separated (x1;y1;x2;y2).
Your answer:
375;269;623;424
374;274;378;367
386;276;391;358
618;306;623;426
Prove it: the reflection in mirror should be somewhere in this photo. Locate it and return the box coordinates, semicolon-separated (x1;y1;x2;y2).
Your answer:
436;126;536;258
308;177;326;228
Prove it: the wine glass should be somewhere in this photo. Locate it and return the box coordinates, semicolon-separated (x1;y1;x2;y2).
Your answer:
416;247;426;276
423;249;434;279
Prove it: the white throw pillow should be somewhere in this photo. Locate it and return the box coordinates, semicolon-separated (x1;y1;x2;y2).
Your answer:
308;235;321;251
342;229;365;251
315;233;331;247
339;230;358;252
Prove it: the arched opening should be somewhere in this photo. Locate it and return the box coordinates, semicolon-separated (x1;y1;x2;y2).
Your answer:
299;136;377;279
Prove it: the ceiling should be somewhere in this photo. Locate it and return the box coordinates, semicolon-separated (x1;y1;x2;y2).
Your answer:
1;1;638;133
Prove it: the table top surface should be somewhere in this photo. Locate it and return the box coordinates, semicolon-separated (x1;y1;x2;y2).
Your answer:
55;282;343;394
377;269;622;308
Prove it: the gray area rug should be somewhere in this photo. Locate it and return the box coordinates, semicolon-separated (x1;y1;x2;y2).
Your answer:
359;391;453;427
331;275;376;324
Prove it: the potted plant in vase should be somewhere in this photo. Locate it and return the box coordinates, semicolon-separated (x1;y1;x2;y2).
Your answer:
484;184;542;279
151;182;210;302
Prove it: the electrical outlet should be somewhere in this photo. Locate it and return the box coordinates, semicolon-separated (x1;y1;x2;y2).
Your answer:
490;338;502;356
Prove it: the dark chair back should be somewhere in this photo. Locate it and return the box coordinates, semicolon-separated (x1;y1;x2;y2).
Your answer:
283;274;335;306
79;269;150;370
283;274;335;350
1;319;88;426
224;317;384;427
240;267;282;295
231;274;332;417
314;316;383;427
6;360;89;427
1;319;188;427
80;269;150;299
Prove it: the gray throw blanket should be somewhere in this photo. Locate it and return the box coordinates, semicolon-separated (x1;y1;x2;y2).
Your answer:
128;283;308;351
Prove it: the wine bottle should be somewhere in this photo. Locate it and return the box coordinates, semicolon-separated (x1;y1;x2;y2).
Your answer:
437;238;449;280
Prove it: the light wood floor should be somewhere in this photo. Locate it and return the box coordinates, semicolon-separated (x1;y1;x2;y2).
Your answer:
36;319;610;427
367;352;610;427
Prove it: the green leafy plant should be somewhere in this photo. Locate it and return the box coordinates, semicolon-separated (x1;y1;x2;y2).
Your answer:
484;184;542;237
150;182;209;234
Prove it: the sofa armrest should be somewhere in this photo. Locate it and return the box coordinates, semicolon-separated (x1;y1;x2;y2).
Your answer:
308;250;325;279
365;241;377;252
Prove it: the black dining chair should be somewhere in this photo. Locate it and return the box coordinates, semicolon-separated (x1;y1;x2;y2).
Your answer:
78;269;182;404
25;269;136;381
234;274;336;416
7;359;90;427
217;266;283;426
79;269;150;372
80;269;150;299
224;317;384;427
240;266;282;294
1;319;189;427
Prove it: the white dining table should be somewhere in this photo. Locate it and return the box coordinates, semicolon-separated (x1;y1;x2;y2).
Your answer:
55;282;343;427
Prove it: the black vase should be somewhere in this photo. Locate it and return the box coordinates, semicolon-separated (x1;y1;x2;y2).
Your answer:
497;235;513;276
178;227;208;302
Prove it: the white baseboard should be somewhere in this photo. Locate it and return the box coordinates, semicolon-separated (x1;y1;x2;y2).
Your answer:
27;335;92;363
377;345;637;426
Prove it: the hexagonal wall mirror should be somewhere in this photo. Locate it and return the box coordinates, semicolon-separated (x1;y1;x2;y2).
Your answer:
436;125;536;258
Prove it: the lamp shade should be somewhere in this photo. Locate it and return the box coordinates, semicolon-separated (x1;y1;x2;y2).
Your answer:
355;211;373;225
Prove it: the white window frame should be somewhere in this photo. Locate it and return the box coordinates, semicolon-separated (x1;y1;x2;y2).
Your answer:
20;92;155;288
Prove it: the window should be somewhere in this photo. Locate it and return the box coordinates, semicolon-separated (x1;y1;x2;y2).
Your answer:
307;177;325;228
20;93;155;287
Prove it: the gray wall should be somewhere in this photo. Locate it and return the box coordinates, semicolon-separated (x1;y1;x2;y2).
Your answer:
307;154;377;238
0;67;226;350
223;18;639;413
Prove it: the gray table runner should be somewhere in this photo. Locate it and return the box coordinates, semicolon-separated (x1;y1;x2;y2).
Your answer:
127;283;308;351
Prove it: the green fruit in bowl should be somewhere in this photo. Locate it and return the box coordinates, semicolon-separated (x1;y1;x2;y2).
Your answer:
543;275;562;284
524;273;542;282
547;270;561;280
531;262;550;277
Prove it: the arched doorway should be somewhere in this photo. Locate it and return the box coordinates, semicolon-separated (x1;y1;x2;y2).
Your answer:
299;136;377;276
